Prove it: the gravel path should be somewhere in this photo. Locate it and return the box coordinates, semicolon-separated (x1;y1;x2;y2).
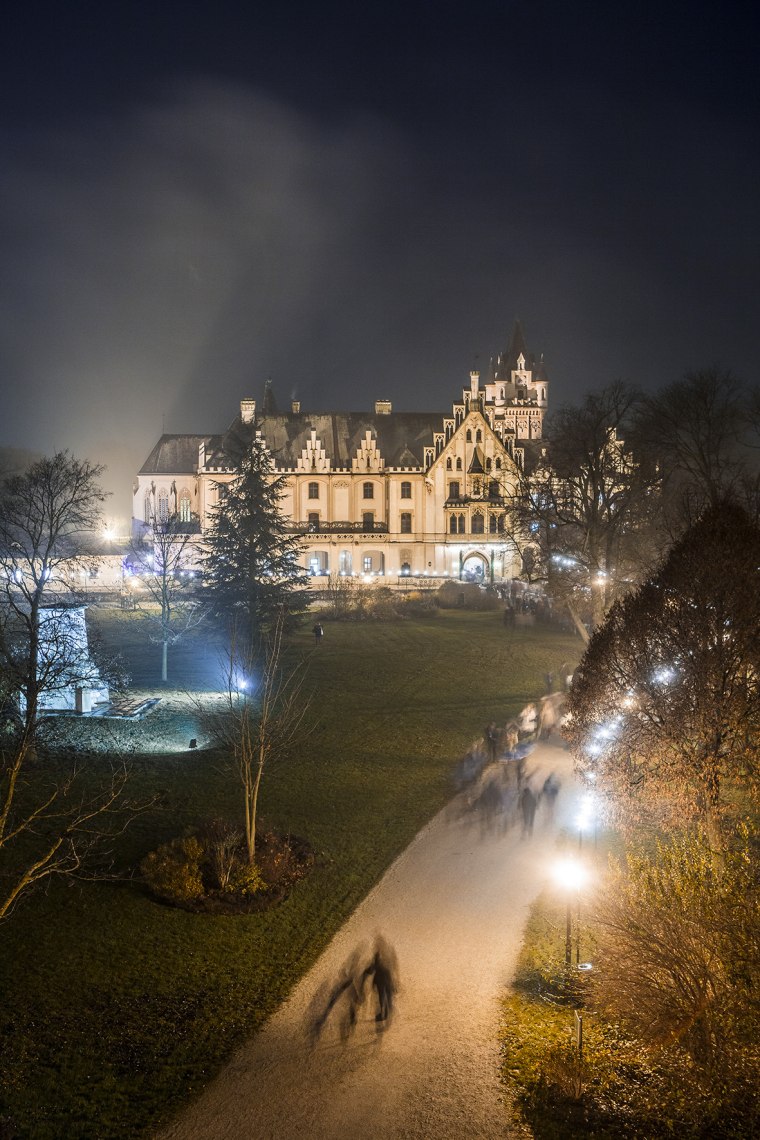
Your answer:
162;742;578;1140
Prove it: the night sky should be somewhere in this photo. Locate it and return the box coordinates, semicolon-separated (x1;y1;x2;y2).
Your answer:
1;1;759;524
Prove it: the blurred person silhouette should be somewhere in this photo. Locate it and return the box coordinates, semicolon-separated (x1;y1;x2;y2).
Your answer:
307;945;366;1045
542;772;561;823
361;934;399;1027
519;783;538;838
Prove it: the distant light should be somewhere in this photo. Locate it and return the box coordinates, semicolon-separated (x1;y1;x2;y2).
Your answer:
103;526;117;542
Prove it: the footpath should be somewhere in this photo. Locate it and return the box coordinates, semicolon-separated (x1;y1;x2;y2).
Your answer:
162;742;578;1140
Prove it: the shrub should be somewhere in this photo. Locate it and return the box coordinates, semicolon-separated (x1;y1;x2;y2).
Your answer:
140;836;205;904
229;861;266;896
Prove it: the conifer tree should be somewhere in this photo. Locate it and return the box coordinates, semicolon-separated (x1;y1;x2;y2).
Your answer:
203;426;308;650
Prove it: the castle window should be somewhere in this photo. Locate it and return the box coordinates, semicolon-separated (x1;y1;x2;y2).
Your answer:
179;490;192;522
457;514;465;534
363;482;374;499
400;481;412;499
471;512;484;534
466;430;472;442
363;556;372;572
489;514;497;534
498;514;505;533
400;512;412;533
446;457;452;470
485;457;492;471
308;512;320;530
143;493;151;524
476;429;482;443
362;512;374;530
456;457;462;471
157;489;169;524
495;458;502;470
400;561;411;575
308;481;319;499
489;481;499;499
449;515;457;534
448;480;460;499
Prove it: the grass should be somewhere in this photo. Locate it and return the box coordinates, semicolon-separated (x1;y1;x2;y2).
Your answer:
0;608;580;1139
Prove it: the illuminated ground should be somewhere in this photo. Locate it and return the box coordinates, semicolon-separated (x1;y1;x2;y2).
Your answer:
161;741;578;1140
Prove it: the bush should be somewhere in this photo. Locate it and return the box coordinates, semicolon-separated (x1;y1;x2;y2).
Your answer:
140;836;205;904
229;862;266;896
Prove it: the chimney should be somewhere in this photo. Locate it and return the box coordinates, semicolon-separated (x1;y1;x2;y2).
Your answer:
291;400;301;414
470;370;480;397
375;399;392;415
240;398;256;423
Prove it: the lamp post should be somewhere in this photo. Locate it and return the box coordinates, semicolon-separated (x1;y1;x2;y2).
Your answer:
553;857;589;968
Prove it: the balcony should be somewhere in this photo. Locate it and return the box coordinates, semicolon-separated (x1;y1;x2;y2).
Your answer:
286;521;389;535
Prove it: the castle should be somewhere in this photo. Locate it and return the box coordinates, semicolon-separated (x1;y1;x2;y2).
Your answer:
133;321;549;586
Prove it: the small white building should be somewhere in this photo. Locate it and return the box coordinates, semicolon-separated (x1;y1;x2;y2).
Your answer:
133;321;549;587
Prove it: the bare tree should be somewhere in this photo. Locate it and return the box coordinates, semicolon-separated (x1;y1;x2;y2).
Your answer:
636;367;760;535
201;614;310;865
129;514;204;682
591;828;759;1074
0;451;108;741
508;383;659;639
0;452;145;918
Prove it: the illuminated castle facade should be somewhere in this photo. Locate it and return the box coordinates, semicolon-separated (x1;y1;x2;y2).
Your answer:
133;322;549;584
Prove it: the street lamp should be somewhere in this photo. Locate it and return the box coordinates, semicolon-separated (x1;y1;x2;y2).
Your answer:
553;857;590;967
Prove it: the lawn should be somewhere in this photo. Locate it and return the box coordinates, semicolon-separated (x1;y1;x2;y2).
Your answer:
0;608;580;1139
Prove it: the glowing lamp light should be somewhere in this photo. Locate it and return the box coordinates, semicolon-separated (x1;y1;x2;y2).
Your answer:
103;526;117;542
553;857;590;893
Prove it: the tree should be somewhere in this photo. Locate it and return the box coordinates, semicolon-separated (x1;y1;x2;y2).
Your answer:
509;383;659;638
203;425;308;652
0;451;108;740
128;515;204;682
635;367;760;535
200;615;310;866
0;452;136;918
568;502;760;846
591;827;759;1077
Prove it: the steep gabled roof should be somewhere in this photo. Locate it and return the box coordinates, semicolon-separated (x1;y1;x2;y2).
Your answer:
214;410;446;469
138;435;207;475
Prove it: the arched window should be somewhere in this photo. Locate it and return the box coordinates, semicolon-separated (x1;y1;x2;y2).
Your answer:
457;514;465;535
456;457;462;471
489;514;497;534
466;429;472;442
157;489;169;524
400;512;412;533
495;457;502;470
485;457;492;471
363;482;374;499
400;481;412;499
476;429;482;443
489;481;499;498
308;481;319;499
446;457;452;470
179;489;192;522
143;493;152;524
449;514;457;534
471;511;484;534
497;514;505;533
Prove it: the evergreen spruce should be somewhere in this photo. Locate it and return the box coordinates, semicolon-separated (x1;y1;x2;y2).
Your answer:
203;425;308;649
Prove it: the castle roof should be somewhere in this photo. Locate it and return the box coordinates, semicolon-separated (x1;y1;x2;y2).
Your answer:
138;435;208;475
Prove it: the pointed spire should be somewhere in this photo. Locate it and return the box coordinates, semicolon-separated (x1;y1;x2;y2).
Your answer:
505;318;528;369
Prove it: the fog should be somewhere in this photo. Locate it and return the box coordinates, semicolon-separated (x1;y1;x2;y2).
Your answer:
2;77;759;524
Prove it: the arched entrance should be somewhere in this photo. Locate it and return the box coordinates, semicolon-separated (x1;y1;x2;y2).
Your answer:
461;552;489;583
